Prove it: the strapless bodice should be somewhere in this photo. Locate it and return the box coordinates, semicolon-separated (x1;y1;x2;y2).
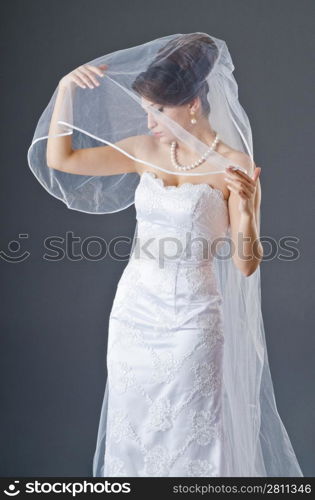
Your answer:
133;171;230;266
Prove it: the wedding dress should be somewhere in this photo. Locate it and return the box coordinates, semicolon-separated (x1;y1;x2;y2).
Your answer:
27;32;304;477
103;171;229;477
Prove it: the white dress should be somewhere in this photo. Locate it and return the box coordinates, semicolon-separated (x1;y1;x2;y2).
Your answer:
103;170;230;477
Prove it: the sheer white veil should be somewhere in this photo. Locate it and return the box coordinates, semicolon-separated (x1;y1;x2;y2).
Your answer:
27;32;303;477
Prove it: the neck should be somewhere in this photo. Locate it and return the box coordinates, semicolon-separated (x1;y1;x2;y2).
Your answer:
171;121;218;155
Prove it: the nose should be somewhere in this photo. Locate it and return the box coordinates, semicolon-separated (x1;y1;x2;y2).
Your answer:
147;111;157;130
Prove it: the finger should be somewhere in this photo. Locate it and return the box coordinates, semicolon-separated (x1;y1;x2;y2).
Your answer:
253;167;261;181
75;69;94;88
239;183;254;198
86;64;106;78
225;170;255;190
226;183;249;199
78;66;100;87
72;75;87;89
226;178;254;197
224;175;254;189
225;167;254;184
226;167;256;188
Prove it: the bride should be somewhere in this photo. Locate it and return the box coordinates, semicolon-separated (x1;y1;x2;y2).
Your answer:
27;33;303;477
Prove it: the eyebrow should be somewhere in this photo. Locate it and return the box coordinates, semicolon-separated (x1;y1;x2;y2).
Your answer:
141;103;159;113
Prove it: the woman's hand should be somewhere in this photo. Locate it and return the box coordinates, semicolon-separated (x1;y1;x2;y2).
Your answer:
59;64;108;90
224;166;261;215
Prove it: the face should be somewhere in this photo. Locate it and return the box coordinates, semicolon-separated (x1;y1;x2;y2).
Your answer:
140;96;195;144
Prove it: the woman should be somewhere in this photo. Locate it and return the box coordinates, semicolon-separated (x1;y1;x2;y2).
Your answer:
27;33;303;477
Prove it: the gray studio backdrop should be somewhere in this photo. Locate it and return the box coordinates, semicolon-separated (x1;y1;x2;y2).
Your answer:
0;0;313;476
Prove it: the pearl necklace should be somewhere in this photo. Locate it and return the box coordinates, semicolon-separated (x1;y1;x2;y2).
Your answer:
170;132;219;171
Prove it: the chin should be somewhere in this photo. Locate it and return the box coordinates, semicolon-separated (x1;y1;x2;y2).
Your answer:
158;135;172;144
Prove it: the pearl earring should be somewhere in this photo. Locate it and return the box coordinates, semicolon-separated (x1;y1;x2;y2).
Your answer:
190;111;197;125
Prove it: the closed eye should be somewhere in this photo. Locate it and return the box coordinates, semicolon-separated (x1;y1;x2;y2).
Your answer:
142;105;163;115
150;106;164;114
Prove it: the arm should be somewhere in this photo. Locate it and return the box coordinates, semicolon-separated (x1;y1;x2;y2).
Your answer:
46;63;138;176
46;84;73;170
225;153;263;277
47;126;138;177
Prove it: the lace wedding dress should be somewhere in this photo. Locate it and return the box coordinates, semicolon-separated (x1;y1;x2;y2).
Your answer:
103;170;230;477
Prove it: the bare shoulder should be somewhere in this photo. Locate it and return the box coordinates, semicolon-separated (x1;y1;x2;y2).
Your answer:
224;145;261;225
223;146;256;175
109;135;157;173
132;135;159;174
220;142;261;202
132;135;158;153
225;147;261;193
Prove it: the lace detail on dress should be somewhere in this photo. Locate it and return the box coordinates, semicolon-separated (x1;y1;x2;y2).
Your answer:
142;171;226;202
185;459;218;477
108;360;137;394
135;171;229;265
190;408;223;445
144;445;172;476
181;265;217;297
151;351;182;384
109;408;139;445
102;166;229;476
192;360;221;398
106;456;127;477
147;397;173;432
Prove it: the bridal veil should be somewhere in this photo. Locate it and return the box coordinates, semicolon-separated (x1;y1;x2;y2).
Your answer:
27;32;303;477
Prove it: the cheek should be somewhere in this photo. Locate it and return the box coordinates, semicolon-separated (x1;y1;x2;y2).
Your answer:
160;116;186;138
169;111;187;125
160;111;185;129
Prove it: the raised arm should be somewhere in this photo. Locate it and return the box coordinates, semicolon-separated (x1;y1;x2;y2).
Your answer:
46;63;138;176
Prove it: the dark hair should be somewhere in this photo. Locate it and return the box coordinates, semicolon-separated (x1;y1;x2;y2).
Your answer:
131;33;219;117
